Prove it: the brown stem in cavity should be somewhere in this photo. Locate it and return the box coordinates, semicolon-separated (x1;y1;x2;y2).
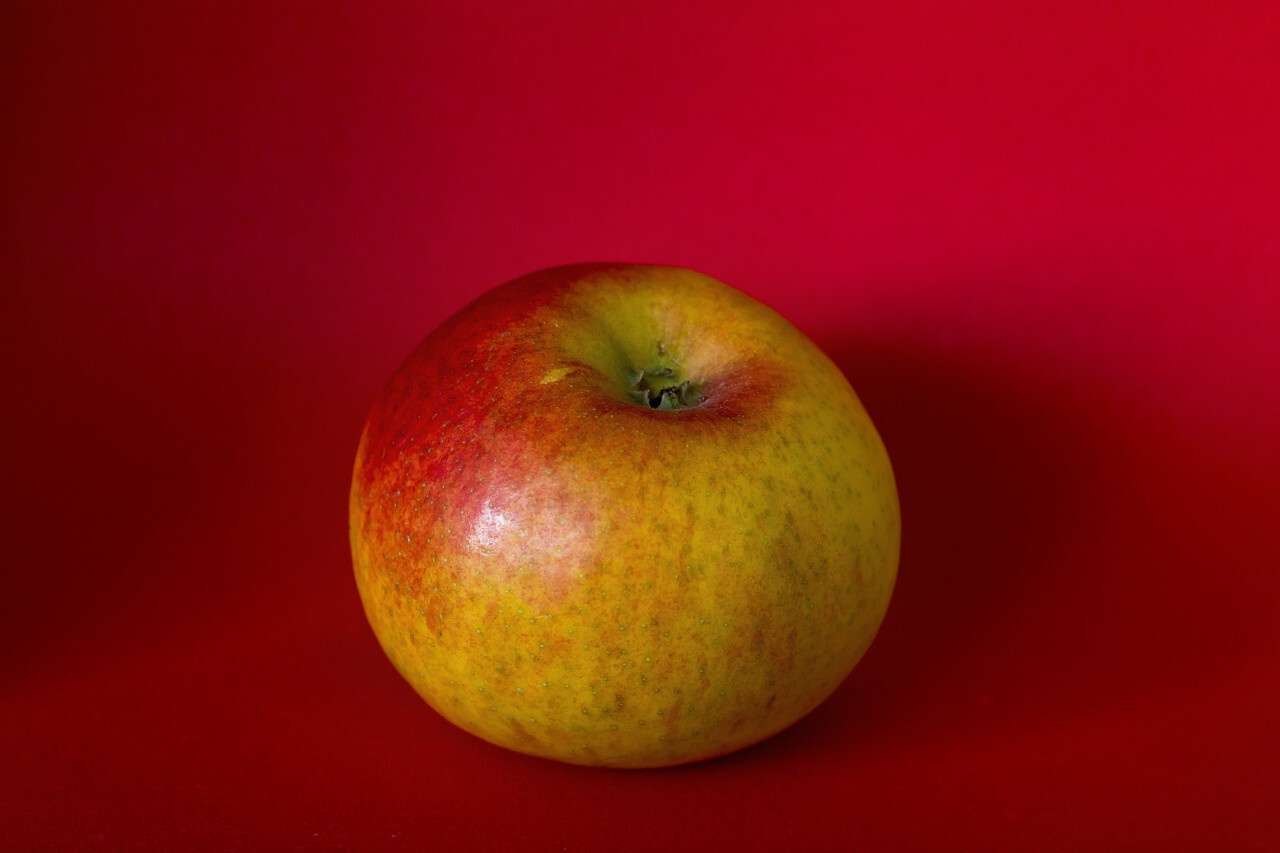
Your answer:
627;365;703;410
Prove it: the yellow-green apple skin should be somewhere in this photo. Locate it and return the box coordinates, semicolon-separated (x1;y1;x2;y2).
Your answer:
349;263;900;767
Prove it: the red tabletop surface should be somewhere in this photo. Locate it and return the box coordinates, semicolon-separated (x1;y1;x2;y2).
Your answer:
5;2;1278;849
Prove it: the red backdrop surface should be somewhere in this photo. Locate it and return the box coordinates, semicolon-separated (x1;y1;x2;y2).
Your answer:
4;2;1278;849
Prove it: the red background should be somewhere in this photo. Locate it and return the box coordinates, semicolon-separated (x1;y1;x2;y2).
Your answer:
5;2;1278;849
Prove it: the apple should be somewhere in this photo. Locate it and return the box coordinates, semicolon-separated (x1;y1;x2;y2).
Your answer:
349;263;900;767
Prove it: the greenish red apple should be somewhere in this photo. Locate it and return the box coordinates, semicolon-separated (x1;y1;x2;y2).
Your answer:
349;263;900;767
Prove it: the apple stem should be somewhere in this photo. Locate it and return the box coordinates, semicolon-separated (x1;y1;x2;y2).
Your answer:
626;365;703;410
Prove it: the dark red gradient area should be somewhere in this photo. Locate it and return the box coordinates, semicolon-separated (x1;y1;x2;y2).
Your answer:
4;1;1278;849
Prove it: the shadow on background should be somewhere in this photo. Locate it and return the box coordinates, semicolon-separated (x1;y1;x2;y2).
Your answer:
703;335;1115;767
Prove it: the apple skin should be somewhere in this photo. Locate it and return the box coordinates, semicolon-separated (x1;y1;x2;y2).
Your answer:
349;263;900;768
